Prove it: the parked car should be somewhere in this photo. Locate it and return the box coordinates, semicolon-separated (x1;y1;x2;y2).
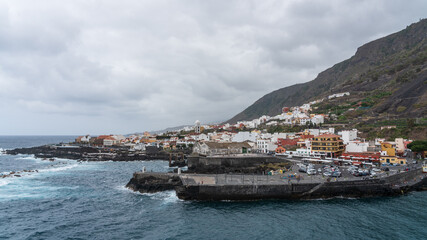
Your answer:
331;171;341;177
307;169;317;175
323;171;332;177
298;166;307;173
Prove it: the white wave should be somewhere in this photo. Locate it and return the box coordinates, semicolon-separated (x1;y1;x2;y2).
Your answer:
161;190;180;203
17;155;37;160
146;190;181;203
37;164;80;173
309;196;358;201
54;157;75;161
117;185;142;194
0;179;12;187
119;186;181;203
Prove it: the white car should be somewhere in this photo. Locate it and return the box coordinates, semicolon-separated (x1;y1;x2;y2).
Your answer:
307;169;317;175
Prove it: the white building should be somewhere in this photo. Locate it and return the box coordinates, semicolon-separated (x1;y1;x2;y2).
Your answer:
194;120;201;133
296;148;310;156
81;135;91;143
328;92;350;99
319;128;335;134
232;131;258;143
271;133;287;143
256;138;278;153
256;139;268;153
299;117;311;126
193;133;209;142
346;141;368;152
339;129;358;144
310;115;324;125
300;103;311;112
307;129;320;136
266;121;278;126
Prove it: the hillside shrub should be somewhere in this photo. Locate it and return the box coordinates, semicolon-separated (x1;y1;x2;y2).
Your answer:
397;106;407;112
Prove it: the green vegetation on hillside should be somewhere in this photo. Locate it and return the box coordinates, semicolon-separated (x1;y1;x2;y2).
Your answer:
407;140;427;152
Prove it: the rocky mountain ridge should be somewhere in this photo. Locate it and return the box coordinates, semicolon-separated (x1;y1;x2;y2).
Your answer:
227;19;427;123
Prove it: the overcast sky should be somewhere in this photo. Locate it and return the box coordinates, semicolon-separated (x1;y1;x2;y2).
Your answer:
0;0;426;135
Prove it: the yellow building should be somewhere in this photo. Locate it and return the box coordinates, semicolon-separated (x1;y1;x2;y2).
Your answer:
380;156;406;165
381;142;396;156
311;134;345;158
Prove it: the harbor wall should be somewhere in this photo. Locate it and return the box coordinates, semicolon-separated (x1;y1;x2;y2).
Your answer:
127;169;426;201
176;170;426;200
175;180;400;201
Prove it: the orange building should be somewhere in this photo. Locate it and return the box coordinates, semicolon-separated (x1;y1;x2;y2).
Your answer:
275;146;286;154
311;134;345;158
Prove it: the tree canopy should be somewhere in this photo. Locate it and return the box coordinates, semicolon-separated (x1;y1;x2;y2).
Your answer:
407;140;427;152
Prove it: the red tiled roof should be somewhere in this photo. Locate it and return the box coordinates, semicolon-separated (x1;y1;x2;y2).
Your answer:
97;135;112;139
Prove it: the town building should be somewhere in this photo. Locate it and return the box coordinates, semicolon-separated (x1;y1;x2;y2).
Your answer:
380;156;407;165
345;140;369;152
311;133;345;158
232;131;258;143
194;120;202;133
339;129;358;144
192;142;252;156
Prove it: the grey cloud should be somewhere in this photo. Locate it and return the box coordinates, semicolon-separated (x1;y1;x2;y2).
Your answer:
0;0;426;134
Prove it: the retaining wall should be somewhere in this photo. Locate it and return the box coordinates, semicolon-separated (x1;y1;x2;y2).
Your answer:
187;155;288;173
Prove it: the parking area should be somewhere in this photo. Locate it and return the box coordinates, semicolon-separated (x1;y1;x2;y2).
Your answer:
283;161;422;183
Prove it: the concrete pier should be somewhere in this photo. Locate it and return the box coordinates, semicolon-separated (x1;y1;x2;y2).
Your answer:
126;168;427;201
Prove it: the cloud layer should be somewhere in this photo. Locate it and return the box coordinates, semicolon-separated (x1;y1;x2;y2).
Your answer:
0;0;426;135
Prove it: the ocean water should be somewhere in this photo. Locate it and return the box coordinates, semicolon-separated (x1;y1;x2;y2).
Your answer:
0;136;426;240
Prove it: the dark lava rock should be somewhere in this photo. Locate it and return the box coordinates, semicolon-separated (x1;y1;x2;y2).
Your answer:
126;173;183;194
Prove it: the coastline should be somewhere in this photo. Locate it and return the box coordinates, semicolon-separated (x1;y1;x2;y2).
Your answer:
4;145;178;162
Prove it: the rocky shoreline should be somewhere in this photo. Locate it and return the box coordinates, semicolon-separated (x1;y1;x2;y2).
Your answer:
125;172;183;193
4;145;184;164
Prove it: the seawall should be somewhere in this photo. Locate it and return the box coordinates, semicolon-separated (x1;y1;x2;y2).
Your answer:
176;169;426;200
187;155;290;173
126;169;427;201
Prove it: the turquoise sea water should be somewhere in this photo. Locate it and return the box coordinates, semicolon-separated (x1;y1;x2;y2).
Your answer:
0;136;426;240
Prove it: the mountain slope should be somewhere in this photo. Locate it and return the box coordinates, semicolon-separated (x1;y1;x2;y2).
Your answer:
228;19;427;123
